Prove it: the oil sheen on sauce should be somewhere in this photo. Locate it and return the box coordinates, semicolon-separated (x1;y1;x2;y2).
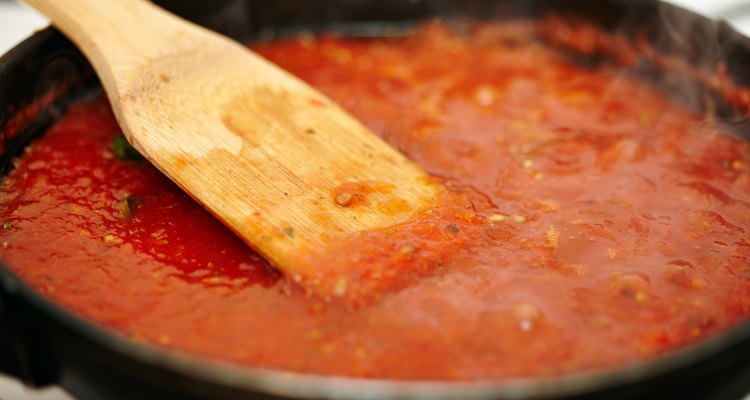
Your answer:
1;22;750;381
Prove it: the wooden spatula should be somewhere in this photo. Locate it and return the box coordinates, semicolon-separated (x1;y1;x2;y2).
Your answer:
24;0;438;282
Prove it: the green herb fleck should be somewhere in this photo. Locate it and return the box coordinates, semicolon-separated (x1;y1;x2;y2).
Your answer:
2;222;10;230
283;227;295;238
112;135;145;163
447;224;461;233
120;197;142;219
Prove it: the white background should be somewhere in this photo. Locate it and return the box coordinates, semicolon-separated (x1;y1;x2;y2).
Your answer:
1;0;750;399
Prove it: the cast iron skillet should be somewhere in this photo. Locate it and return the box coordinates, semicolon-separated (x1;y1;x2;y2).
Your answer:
2;1;750;399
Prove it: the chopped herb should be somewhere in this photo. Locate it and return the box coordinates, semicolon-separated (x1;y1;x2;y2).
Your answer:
283;227;295;238
2;222;10;230
120;197;142;219
126;197;142;209
447;224;461;233
112;134;145;162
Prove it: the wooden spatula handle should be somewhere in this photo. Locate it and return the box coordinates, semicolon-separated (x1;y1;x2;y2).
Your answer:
24;0;214;101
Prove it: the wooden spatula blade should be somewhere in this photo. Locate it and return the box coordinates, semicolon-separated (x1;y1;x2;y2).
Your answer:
123;42;440;277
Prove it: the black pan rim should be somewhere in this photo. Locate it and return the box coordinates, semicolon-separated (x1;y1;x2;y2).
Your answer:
4;258;750;399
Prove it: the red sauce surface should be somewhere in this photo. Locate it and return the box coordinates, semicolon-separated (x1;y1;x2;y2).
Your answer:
2;22;750;381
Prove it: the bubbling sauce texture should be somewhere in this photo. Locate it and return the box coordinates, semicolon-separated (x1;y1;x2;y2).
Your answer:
1;22;750;380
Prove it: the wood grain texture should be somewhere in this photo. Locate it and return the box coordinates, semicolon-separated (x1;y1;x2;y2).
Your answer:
23;0;439;279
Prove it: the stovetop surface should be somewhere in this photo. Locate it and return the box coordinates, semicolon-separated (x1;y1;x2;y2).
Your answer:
1;0;750;399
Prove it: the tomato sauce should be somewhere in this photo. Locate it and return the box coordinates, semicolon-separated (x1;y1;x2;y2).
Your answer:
2;22;750;381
